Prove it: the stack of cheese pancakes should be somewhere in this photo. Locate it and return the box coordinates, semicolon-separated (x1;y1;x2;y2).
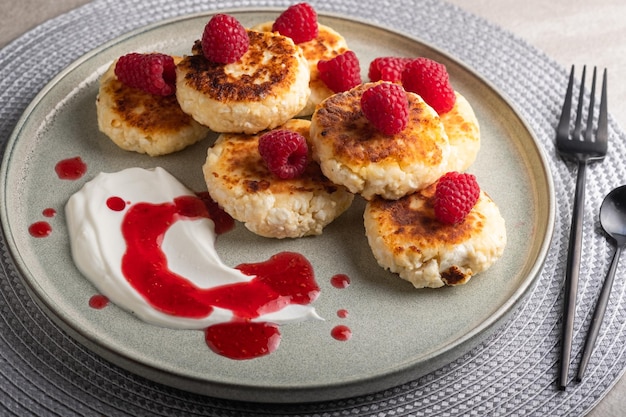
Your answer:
95;4;506;290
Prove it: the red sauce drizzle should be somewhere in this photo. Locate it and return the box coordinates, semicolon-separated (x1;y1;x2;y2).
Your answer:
55;156;87;180
196;191;234;234
89;294;109;309
331;325;352;341
106;196;127;211
331;273;350;289
42;208;56;217
29;221;52;238
117;195;319;359
337;309;349;319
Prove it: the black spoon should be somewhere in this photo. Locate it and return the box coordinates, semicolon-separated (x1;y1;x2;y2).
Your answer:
576;185;626;382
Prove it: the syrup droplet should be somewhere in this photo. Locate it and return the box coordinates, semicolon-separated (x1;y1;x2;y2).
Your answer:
331;273;350;289
205;322;281;360
337;309;349;319
331;325;352;341
42;208;56;218
89;294;109;309
106;196;127;211
29;221;52;238
55;156;87;180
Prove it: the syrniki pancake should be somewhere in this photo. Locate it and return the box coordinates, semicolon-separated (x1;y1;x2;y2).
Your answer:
202;119;354;239
252;21;349;116
440;92;480;173
309;82;450;200
176;30;310;134
96;57;210;156
363;182;506;289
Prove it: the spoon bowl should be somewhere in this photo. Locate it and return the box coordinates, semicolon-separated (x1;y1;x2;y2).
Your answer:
600;185;626;246
577;185;626;382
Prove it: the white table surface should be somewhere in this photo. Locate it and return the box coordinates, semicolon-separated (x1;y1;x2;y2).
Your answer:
1;1;625;415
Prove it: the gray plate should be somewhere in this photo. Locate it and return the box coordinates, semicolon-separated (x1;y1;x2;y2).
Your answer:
0;10;554;403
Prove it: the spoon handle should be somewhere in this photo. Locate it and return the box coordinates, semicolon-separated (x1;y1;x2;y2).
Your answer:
576;244;623;382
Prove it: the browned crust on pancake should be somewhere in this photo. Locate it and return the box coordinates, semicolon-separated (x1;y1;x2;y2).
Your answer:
311;83;446;167
298;27;348;79
442;105;479;140
367;183;485;253
177;31;302;102
100;78;195;135
441;266;469;286
208;121;341;196
302;26;347;59
251;22;348;73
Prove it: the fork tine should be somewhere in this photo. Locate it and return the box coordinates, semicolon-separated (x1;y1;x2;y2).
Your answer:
557;65;575;140
596;68;609;146
573;66;587;140
584;67;598;141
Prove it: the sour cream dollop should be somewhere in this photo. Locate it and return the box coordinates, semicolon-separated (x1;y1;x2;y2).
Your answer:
65;167;321;329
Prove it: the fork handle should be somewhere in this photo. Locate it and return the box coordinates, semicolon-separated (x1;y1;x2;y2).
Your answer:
559;158;587;390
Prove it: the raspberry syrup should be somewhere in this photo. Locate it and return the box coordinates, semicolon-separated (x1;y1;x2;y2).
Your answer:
205;322;281;360
29;158;86;239
331;273;350;289
55;156;87;180
42;208;56;217
29;221;52;237
331;274;351;339
196;191;234;234
331;325;352;341
116;194;319;359
89;294;109;309
106;196;127;211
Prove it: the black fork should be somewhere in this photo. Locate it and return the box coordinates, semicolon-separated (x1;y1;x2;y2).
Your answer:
555;65;608;390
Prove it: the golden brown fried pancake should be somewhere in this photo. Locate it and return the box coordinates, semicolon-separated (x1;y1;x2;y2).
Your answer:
176;31;310;134
203;119;354;238
363;181;506;288
309;81;450;200
96;57;209;156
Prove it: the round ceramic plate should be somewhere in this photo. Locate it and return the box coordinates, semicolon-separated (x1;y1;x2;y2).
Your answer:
0;10;554;403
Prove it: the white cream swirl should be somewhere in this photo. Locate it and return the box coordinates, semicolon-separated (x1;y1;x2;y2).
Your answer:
65;167;320;329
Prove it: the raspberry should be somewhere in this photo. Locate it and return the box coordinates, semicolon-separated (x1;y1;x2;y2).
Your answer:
401;57;456;114
258;130;309;179
272;2;318;44
433;172;480;225
360;83;409;135
317;50;361;93
114;53;176;96
201;14;249;64
368;56;412;83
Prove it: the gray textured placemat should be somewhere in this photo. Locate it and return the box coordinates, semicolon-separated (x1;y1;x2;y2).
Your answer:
2;0;626;416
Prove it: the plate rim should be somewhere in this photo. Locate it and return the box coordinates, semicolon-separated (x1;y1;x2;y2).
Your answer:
0;8;556;403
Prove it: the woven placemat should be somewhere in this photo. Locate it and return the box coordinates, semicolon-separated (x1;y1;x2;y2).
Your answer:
2;0;626;415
